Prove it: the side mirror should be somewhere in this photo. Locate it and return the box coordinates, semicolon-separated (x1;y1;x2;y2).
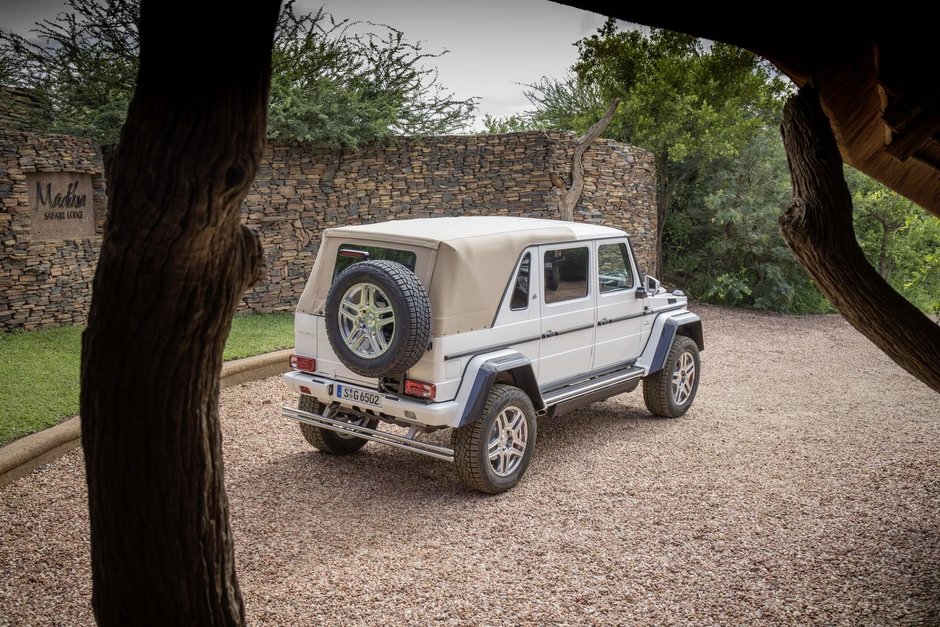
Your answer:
635;286;648;300
645;275;661;293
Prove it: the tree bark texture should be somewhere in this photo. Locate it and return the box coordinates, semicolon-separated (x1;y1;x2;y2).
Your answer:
80;2;281;625
780;86;940;394
560;98;620;221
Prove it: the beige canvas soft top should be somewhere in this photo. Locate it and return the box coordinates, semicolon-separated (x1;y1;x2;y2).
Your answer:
296;216;626;336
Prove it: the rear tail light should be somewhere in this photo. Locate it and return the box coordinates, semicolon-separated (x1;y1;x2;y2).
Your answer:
290;354;316;372
404;379;436;400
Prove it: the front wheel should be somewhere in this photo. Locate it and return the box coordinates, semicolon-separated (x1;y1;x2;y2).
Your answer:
452;384;537;494
642;335;700;418
298;395;378;455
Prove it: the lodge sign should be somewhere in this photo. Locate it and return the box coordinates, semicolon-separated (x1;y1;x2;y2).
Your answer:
26;172;96;240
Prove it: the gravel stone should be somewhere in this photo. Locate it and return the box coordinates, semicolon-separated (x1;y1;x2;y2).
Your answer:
1;305;938;626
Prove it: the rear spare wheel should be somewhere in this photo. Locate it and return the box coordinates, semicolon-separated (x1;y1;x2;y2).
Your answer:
324;260;431;377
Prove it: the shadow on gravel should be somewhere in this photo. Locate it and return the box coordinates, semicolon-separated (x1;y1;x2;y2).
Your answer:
249;399;686;516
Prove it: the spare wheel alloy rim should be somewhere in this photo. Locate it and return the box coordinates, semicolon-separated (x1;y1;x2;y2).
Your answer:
338;282;396;358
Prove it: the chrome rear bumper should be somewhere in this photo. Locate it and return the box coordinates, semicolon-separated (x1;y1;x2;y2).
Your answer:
283;405;454;462
282;370;462;428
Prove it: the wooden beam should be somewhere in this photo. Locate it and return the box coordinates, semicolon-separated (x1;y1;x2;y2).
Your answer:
884;102;940;160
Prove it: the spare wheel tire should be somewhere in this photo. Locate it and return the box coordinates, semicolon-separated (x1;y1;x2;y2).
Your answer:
325;260;431;377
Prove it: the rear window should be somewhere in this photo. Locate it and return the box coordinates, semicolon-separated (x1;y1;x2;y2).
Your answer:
333;244;417;278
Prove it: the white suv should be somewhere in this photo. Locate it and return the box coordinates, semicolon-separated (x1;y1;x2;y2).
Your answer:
282;216;703;493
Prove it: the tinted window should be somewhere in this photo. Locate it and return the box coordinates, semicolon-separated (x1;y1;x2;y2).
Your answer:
333;244;417;278
544;246;589;304
510;253;531;310
598;242;634;293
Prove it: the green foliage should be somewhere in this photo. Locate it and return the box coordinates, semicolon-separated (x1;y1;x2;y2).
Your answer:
525;21;938;316
703;272;752;306
0;313;294;445
268;3;476;146
480;113;541;134
526;22;788;220
0;0;138;144
0;0;476;146
664;127;829;313
524;21;827;312
849;169;940;317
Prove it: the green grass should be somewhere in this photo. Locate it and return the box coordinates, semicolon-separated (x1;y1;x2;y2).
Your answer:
224;312;294;360
0;312;294;446
0;326;83;448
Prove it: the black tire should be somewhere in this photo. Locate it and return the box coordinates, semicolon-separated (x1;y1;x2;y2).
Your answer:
324;260;431;378
298;395;378;455
642;335;700;418
452;384;537;494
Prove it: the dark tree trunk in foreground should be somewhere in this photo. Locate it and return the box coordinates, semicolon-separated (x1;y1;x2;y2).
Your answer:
780;86;940;394
80;2;281;624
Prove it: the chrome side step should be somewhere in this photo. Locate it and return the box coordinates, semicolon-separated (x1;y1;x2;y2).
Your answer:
283;405;455;462
540;366;645;407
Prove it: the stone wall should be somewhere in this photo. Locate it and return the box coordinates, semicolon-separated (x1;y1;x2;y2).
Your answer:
0;129;106;330
240;132;656;313
0;87;46;131
0;129;656;331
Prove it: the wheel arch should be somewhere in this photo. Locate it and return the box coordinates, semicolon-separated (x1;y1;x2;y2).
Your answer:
639;311;704;375
458;352;544;427
676;319;704;352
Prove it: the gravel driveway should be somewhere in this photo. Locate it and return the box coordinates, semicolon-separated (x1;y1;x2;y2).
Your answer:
1;306;938;626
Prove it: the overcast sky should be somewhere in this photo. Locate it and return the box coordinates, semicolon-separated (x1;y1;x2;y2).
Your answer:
3;0;619;130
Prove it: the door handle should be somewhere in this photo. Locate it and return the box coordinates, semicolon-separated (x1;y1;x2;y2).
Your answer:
597;318;610;326
541;330;558;339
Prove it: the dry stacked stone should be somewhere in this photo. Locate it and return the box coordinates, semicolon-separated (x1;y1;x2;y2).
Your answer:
239;132;657;313
0;129;106;330
0;87;46;131
0;128;656;330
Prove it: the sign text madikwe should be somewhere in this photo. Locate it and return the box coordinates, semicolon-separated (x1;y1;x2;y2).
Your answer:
26;172;96;240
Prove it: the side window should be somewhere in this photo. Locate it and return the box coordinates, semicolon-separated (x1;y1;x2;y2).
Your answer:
510;253;531;310
544;246;589;304
598;242;634;293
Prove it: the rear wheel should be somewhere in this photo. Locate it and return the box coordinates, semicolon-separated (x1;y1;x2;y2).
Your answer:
452;384;537;494
642;335;700;418
298;395;378;455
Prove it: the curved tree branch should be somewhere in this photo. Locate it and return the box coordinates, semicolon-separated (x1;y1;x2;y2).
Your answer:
559;98;620;220
780;86;940;393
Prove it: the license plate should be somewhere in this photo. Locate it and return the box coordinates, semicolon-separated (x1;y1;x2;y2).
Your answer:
335;384;382;409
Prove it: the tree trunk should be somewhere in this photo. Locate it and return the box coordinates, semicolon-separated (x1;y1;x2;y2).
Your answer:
79;2;281;625
780;86;940;394
654;166;671;277
559;98;619;221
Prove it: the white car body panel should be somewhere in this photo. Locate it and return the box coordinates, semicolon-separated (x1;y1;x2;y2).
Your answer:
285;217;700;432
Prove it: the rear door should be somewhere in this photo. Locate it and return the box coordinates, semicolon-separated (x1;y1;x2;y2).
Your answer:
593;239;644;369
537;242;595;386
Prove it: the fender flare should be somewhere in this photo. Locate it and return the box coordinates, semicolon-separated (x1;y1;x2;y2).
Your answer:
457;351;543;427
638;311;704;374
